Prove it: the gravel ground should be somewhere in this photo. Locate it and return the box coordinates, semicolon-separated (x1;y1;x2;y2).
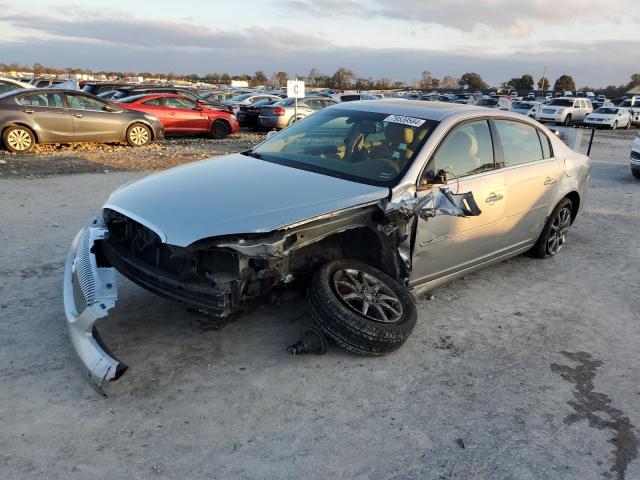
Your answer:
0;131;266;177
0;129;638;480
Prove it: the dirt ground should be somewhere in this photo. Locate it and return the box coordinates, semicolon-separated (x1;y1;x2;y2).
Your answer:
1;129;639;480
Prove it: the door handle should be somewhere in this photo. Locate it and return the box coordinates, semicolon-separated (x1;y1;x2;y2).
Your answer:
73;113;83;118
544;177;557;187
169;112;176;115
485;192;503;203
23;109;35;114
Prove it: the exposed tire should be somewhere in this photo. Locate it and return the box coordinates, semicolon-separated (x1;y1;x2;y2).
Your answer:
563;114;572;127
529;198;573;259
626;120;631;130
307;259;417;356
126;123;151;147
632;168;640;180
210;120;229;139
2;125;36;153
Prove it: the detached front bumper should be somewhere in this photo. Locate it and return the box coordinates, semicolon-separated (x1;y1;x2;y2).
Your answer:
63;220;126;393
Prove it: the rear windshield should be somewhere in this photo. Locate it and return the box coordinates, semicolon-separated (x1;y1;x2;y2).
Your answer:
251;109;439;187
477;99;498;106
549;99;574;107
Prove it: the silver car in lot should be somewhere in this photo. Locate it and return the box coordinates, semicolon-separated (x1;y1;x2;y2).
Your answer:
63;100;590;392
631;134;640;179
258;96;337;129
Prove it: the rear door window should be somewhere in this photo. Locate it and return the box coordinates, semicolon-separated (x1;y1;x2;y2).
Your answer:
17;92;64;108
493;120;543;167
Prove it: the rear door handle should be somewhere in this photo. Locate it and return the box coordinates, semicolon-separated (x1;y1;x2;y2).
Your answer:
544;177;557;187
23;109;35;114
73;113;83;118
485;193;503;203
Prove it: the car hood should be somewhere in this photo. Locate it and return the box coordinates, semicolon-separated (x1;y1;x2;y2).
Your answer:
103;153;390;247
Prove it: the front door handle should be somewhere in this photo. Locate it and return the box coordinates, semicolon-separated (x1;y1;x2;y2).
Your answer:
169;112;176;116
485;193;503;204
23;109;35;114
73;113;83;118
544;177;557;187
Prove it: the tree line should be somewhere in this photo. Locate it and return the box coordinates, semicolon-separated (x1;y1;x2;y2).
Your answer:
2;62;639;96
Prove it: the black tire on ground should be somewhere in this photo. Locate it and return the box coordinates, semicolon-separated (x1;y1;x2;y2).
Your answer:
307;259;417;356
529;197;573;259
126;123;152;147
211;120;229;139
2;125;36;153
612;121;618;130
626;120;631;130
632;168;640;180
563;114;572;127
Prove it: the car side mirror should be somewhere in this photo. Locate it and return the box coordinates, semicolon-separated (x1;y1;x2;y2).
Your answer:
102;105;120;113
418;170;439;189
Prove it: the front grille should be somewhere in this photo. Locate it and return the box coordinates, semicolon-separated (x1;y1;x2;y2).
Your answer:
73;229;96;307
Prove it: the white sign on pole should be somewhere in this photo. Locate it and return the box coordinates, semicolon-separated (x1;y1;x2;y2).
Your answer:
287;80;305;99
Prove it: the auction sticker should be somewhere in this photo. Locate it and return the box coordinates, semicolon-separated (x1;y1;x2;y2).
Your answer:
384;115;426;127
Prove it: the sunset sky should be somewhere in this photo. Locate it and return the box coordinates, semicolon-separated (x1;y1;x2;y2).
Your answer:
1;0;638;86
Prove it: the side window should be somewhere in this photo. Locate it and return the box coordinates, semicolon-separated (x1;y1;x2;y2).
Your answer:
66;94;106;111
165;97;197;109
142;98;161;106
494;120;543;167
430;120;494;180
537;130;553;159
17;93;63;108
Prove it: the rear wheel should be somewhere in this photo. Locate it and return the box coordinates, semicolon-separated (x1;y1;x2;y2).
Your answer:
530;198;573;258
563;114;572;126
126;123;151;147
210;120;229;139
3;125;36;153
308;260;417;356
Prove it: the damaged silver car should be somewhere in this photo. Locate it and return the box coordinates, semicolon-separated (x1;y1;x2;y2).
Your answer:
63;100;590;392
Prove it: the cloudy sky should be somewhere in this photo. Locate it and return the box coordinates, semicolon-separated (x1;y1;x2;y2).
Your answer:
1;0;638;87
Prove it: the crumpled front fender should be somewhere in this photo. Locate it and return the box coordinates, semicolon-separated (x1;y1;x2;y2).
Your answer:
63;219;127;394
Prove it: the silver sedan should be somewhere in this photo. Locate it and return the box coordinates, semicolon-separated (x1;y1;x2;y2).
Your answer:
258;96;337;129
63;100;589;392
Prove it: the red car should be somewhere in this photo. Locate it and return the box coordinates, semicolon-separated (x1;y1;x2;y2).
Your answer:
117;93;239;139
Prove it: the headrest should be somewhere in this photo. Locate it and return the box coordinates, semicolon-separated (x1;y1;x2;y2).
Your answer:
449;130;478;156
385;123;414;144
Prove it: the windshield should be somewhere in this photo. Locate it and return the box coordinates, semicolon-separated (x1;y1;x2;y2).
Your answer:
512;102;533;109
478;99;498;106
594;107;618;115
549;99;574;107
250;109;438;186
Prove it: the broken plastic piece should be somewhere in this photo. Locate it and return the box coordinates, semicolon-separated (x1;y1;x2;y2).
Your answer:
287;326;327;355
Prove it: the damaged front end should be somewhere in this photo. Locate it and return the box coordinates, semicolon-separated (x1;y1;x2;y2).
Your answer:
63;219;126;393
63;187;480;392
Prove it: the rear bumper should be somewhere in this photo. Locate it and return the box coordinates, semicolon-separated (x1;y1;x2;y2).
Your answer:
63;221;126;393
259;115;287;129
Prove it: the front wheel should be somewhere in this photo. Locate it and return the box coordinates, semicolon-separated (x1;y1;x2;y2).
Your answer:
563;114;572;127
126;123;151;147
210;120;229;139
3;125;36;153
308;260;417;356
612;121;618;130
529;198;573;258
626;120;631;130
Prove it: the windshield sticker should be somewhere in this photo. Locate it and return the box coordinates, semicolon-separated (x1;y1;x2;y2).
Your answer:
378;171;394;179
384;115;426;127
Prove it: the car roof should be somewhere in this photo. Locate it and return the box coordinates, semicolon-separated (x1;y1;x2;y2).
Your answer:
331;99;529;122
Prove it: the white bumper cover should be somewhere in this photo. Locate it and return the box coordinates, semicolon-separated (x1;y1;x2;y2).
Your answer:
63;220;126;393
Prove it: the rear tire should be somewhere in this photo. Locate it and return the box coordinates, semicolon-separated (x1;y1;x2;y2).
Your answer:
529;198;573;259
2;125;36;153
632;168;640;180
126;123;151;147
308;260;417;356
210;120;229;139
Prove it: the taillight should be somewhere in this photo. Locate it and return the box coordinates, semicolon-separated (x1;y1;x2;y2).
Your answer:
273;107;285;116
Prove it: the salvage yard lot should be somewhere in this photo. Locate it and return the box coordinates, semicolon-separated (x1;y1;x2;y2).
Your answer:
1;129;639;479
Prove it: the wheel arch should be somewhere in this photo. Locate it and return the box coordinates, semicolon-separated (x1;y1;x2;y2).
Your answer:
2;122;40;143
564;191;580;224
